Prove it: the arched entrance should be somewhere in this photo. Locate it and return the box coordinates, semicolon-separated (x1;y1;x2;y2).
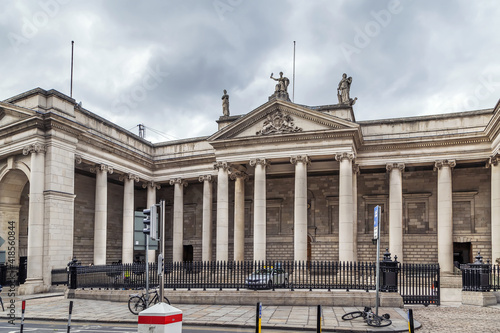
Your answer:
0;167;30;284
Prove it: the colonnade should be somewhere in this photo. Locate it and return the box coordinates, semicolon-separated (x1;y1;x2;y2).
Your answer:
85;156;496;272
20;149;500;287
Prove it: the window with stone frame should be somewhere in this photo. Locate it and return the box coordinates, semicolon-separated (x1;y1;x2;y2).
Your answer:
452;191;477;234
183;204;198;239
403;193;431;234
266;199;283;235
326;196;339;234
363;195;388;234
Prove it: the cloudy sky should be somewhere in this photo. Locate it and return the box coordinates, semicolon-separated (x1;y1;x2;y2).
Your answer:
2;1;500;142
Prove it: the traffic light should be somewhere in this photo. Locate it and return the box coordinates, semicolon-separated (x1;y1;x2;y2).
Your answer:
143;204;158;240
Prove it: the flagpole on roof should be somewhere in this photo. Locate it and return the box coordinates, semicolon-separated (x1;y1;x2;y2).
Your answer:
70;41;74;98
292;41;296;103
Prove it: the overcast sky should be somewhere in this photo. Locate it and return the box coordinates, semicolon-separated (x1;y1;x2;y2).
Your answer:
2;1;500;142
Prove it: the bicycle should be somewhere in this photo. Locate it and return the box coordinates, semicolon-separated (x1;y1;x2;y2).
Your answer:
341;306;392;327
128;289;171;315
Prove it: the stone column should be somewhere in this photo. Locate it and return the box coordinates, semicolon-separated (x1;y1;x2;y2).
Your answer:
21;143;45;292
92;164;113;265
291;155;310;262
122;174;139;264
489;155;500;264
231;169;248;262
214;162;229;262
170;178;187;262
352;164;360;261
387;163;405;262
144;181;160;262
250;158;269;262
335;153;355;262
199;175;214;262
435;160;456;274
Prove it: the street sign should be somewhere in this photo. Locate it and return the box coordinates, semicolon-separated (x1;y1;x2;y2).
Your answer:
374;205;380;240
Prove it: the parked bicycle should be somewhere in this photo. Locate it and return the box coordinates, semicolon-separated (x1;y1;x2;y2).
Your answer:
341;306;392;327
128;289;171;315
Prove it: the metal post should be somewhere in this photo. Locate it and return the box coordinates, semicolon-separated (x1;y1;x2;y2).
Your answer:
145;233;149;305
159;199;165;302
407;308;415;333
317;304;322;333
67;301;73;333
255;302;262;333
374;206;381;316
20;300;26;333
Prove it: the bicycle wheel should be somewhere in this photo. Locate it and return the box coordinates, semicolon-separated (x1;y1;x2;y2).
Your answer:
341;311;363;320
128;296;146;315
366;315;392;327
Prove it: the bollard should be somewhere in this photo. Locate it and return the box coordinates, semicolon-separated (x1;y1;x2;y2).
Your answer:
407;309;415;333
255;302;262;333
317;305;322;333
20;300;25;333
67;301;73;333
138;302;182;333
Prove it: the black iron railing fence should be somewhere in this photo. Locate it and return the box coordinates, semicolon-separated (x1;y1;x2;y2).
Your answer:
59;261;379;291
493;265;500;291
52;260;441;305
462;263;500;292
399;263;440;306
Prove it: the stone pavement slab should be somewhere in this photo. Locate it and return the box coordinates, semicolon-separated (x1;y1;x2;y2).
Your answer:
0;295;415;331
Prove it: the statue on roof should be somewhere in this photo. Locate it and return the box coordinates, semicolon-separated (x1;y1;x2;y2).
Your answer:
222;89;230;116
270;72;290;93
337;73;357;106
269;71;291;102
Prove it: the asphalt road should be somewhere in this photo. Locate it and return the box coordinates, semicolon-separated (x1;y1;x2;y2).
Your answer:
0;320;295;333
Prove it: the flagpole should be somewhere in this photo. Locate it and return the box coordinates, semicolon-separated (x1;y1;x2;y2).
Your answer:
292;41;296;102
70;41;74;98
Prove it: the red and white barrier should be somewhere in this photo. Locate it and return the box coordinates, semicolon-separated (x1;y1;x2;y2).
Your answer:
138;303;182;333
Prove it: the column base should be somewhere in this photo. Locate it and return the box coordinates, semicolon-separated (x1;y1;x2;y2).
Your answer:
18;279;48;295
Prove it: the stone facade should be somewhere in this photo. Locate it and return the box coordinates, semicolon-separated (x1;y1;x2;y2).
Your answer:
1;87;500;292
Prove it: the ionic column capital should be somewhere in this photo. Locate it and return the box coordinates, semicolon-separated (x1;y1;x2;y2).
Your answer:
290;155;311;166
22;143;46;155
75;154;82;165
142;181;161;190
488;154;500;167
335;152;355;162
90;164;114;174
230;170;248;181
169;178;188;187
213;161;229;171
249;158;270;168
199;175;214;182
119;173;139;182
386;163;405;173
434;159;456;171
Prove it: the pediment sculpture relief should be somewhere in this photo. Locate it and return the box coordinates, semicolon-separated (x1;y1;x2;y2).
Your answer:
256;110;302;135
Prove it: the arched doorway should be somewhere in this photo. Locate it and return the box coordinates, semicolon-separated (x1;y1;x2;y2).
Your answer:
0;168;29;284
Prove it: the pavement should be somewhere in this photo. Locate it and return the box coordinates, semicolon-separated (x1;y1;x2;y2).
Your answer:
0;293;499;332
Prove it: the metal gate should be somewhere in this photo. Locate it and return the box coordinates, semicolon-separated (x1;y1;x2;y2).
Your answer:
399;263;440;305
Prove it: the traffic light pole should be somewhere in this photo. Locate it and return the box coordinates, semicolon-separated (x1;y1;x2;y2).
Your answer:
145;234;149;304
159;199;166;302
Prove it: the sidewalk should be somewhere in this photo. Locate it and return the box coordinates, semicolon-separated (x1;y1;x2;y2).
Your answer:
0;294;416;332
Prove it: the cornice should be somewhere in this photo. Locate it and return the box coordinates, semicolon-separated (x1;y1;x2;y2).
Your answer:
360;136;489;151
77;132;155;169
210;129;362;150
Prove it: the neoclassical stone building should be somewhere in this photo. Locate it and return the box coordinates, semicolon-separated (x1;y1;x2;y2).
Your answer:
1;85;499;293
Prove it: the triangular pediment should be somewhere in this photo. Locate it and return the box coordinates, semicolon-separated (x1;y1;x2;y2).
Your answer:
0;103;35;127
208;99;359;142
